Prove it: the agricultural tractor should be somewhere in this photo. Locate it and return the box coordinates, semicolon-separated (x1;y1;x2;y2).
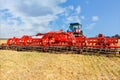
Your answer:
0;23;120;55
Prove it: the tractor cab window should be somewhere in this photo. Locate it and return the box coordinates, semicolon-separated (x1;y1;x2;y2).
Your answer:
69;25;78;32
67;23;82;32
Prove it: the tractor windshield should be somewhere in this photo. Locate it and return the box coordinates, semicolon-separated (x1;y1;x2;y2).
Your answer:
69;25;78;31
67;23;82;32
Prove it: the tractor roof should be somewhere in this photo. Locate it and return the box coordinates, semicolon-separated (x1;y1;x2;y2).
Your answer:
70;23;81;26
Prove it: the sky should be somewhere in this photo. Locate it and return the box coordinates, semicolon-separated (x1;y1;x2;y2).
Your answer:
0;0;120;38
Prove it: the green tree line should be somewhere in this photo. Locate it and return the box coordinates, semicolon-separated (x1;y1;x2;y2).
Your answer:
106;34;120;39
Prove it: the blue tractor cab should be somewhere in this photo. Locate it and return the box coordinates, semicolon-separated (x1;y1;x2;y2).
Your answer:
67;23;83;36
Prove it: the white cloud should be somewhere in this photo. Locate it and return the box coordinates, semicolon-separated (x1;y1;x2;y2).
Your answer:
61;5;74;17
61;0;67;3
66;16;81;23
61;6;81;25
85;0;90;4
0;0;68;38
68;5;74;10
85;23;96;30
85;16;99;30
92;16;99;22
75;6;81;14
81;16;85;19
0;0;85;38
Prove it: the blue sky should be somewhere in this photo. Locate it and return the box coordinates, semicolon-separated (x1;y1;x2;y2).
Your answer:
0;0;120;38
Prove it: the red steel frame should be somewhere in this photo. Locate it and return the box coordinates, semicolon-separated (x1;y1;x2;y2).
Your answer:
4;32;120;50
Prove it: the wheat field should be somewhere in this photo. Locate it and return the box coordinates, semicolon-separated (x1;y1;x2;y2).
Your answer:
0;40;120;80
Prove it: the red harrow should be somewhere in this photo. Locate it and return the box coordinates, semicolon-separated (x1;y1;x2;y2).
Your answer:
0;23;120;55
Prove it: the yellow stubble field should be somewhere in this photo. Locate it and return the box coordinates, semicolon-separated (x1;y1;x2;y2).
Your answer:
0;40;120;80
